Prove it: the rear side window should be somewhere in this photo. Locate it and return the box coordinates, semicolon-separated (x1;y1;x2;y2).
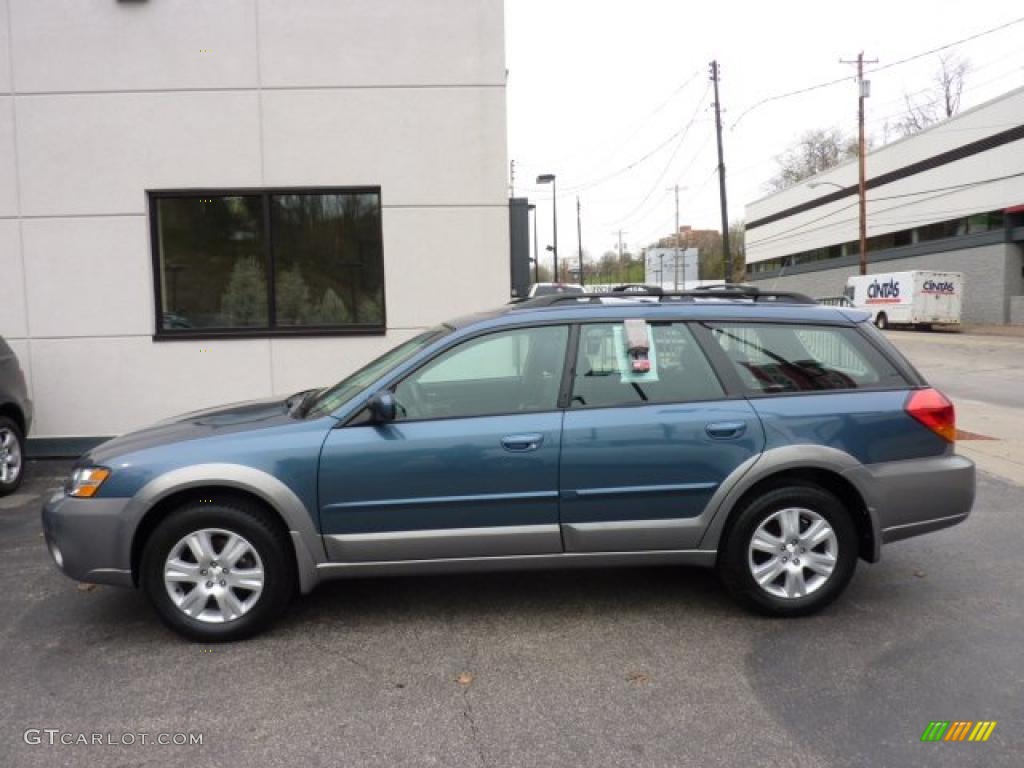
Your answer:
705;323;907;394
570;322;723;408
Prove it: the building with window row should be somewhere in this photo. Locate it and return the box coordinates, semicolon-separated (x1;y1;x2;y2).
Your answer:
0;0;509;449
744;86;1024;324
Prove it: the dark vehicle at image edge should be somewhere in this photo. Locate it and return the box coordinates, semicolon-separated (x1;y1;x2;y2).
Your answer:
0;336;32;497
42;288;975;641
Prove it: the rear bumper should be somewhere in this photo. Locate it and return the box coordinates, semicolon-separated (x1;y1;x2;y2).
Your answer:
846;453;975;549
41;490;134;587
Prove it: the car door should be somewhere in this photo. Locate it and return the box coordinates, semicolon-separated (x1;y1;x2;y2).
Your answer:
559;320;764;552
318;324;570;562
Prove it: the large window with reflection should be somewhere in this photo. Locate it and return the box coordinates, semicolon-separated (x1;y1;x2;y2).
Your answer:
150;188;384;337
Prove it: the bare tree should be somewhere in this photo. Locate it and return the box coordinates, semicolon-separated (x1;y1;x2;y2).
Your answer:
765;127;859;192
895;53;971;138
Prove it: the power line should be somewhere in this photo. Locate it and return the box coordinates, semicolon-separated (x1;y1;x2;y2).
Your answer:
536;68;704;179
729;14;1024;129
608;89;712;227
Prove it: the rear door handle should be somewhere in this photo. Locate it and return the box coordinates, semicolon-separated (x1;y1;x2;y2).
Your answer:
705;421;747;439
501;433;544;452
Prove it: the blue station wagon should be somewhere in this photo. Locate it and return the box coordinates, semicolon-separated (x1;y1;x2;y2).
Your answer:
42;287;976;640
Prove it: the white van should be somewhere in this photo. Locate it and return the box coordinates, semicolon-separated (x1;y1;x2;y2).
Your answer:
845;271;963;330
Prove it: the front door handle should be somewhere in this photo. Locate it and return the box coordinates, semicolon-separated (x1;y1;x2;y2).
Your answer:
501;433;544;452
705;421;747;439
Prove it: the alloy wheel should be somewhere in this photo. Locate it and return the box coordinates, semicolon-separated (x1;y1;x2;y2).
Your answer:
747;507;838;599
0;428;22;485
163;528;265;624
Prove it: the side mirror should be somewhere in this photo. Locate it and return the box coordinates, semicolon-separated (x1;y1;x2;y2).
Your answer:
367;391;396;423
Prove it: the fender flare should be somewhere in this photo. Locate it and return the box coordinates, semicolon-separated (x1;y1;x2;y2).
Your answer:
697;445;881;559
122;463;325;594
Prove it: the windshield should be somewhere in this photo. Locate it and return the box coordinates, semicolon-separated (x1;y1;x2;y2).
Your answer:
304;326;451;417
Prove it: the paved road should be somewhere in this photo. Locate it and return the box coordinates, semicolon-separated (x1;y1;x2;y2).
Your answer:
1;460;1021;767
887;330;1024;410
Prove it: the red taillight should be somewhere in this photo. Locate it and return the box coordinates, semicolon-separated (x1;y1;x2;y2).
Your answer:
906;388;956;442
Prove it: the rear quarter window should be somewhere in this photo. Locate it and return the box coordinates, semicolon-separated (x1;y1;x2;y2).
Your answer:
705;322;907;394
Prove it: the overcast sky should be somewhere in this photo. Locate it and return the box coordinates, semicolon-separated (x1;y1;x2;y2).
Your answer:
504;1;1024;266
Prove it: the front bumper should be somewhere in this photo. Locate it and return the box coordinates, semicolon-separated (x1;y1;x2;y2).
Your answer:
41;490;134;587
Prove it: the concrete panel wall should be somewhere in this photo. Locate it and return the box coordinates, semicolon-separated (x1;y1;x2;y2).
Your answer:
749;243;1017;325
0;220;26;338
0;98;16;216
9;0;259;93
1;0;509;441
256;0;505;88
260;87;507;207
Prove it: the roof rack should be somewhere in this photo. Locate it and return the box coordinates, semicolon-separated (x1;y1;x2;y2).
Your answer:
515;284;818;308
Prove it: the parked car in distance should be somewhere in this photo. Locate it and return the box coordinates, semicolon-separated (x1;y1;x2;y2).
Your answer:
527;282;584;297
0;336;32;496
42;287;975;640
817;296;854;308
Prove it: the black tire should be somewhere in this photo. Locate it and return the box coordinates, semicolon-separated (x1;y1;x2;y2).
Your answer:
0;415;25;497
874;312;888;330
718;483;857;617
140;498;296;641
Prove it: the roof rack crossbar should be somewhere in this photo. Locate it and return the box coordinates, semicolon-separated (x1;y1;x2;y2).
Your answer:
516;286;817;308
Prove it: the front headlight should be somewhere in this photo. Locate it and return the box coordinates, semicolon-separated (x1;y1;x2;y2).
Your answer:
67;467;111;498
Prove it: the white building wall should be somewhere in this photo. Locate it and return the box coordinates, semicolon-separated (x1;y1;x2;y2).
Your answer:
0;0;509;439
745;86;1024;263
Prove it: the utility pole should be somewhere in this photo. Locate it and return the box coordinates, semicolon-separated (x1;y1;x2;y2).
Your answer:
576;196;585;287
673;184;681;289
709;60;731;283
841;52;877;276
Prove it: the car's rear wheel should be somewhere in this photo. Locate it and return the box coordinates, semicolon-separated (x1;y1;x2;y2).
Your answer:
0;416;25;497
874;312;889;330
719;484;857;617
140;499;295;641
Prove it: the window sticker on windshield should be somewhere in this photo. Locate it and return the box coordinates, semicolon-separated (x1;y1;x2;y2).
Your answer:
613;324;659;383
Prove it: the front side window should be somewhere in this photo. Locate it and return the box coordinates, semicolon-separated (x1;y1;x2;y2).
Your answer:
152;188;384;336
706;323;906;393
393;326;569;420
569;322;723;408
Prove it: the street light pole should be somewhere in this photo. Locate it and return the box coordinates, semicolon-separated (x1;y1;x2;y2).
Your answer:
528;203;539;283
576;195;585;287
536;174;558;281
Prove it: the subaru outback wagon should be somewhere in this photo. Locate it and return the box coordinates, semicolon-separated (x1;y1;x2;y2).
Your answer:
43;288;975;641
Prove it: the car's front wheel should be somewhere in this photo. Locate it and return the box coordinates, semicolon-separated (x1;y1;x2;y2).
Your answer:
140;498;295;641
0;416;25;497
719;483;857;617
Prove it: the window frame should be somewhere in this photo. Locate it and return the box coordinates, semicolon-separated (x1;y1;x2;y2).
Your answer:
148;186;386;340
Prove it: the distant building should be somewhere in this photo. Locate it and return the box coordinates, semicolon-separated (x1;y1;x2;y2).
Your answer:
744;86;1024;324
644;248;699;288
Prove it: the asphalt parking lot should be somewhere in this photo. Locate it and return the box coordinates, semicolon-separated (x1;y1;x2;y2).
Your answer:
1;451;1021;767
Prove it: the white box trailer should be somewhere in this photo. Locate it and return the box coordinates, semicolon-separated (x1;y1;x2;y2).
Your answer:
845;271;963;330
